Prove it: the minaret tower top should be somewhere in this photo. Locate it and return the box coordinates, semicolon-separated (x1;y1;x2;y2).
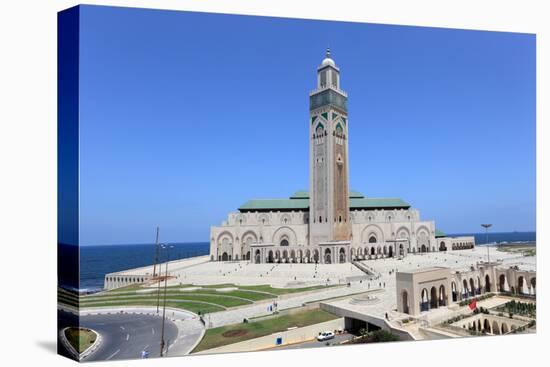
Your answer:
310;49;347;113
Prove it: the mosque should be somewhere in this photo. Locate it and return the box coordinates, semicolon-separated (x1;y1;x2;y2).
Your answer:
209;50;475;264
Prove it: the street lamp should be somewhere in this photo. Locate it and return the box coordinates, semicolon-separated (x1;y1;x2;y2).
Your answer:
152;226;160;278
159;244;173;357
481;224;492;263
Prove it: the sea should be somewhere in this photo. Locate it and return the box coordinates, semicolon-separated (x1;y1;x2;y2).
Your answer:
59;242;209;292
60;231;535;292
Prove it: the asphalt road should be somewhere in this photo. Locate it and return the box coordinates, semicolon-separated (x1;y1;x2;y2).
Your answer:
57;309;178;361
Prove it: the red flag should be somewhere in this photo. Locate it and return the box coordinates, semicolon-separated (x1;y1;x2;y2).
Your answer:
468;299;477;311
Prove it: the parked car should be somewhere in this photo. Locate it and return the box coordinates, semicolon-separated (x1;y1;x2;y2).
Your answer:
317;331;335;341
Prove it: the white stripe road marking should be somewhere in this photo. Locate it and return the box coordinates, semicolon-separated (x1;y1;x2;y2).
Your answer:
106;349;120;360
126;333;130;341
120;326;125;330
152;328;155;335
143;345;149;350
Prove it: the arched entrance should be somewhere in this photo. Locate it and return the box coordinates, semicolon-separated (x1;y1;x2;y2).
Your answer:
518;276;525;294
255;250;261;264
531;277;536;295
439;241;447;251
501;323;509;334
469;278;476;297
420;288;429;312
339;248;346;263
492;321;500;335
463;279;469;298
268;250;274;263
439;285;446;306
430;287;438;309
484;274;491;292
451;282;458;302
499;274;507;292
402;290;409;314
483;319;491;333
324;248;332;264
399;244;404;256
388;246;394;258
421;245;427;253
313;250;320;263
222;252;229;261
371;247;376;256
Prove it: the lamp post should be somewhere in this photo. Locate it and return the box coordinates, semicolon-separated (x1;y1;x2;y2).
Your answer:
159;244;173;357
481;224;492;263
152;226;160;277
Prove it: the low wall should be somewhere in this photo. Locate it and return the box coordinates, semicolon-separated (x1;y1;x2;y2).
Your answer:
197;318;345;354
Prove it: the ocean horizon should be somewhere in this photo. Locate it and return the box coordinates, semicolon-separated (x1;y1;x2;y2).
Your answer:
60;231;535;291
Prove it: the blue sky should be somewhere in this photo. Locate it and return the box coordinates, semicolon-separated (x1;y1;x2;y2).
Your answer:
76;5;535;245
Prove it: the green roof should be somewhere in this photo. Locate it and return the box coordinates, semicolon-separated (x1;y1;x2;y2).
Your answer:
435;229;446;237
239;191;410;212
290;190;365;199
289;190;310;199
239;199;309;211
349;191;365;199
350;197;410;209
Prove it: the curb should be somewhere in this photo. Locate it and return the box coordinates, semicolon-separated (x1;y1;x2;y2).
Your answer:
59;327;102;361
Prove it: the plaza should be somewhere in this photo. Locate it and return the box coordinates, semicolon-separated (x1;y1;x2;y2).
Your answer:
103;245;536;335
95;50;536;355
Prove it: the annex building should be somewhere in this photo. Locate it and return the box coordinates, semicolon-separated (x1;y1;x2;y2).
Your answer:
210;50;474;264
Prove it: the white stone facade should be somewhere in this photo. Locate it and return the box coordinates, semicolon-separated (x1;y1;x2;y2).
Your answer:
210;50;475;263
396;263;536;316
210;208;475;263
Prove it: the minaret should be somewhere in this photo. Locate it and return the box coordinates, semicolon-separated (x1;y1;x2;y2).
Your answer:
309;49;351;245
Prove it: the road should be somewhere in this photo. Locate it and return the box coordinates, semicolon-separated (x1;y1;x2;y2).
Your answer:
58;309;179;361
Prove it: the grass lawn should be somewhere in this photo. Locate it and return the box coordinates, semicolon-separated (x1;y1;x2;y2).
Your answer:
81;293;251;308
64;327;96;354
76;283;337;314
79;299;225;314
105;283;148;293
84;289;274;302
238;284;338;295
192;308;338;353
58;288;79;308
497;245;536;256
201;283;338;295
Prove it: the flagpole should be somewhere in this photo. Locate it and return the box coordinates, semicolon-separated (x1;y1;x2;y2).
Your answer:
481;224;492;263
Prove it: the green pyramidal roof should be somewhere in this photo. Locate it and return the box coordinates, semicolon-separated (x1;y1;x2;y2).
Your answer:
238;190;410;212
290;190;365;199
435;229;446;237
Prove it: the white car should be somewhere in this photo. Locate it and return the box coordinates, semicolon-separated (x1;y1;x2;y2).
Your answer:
317;331;335;341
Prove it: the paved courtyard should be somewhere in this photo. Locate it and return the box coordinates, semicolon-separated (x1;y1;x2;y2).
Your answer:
198;247;534;329
108;246;534;331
